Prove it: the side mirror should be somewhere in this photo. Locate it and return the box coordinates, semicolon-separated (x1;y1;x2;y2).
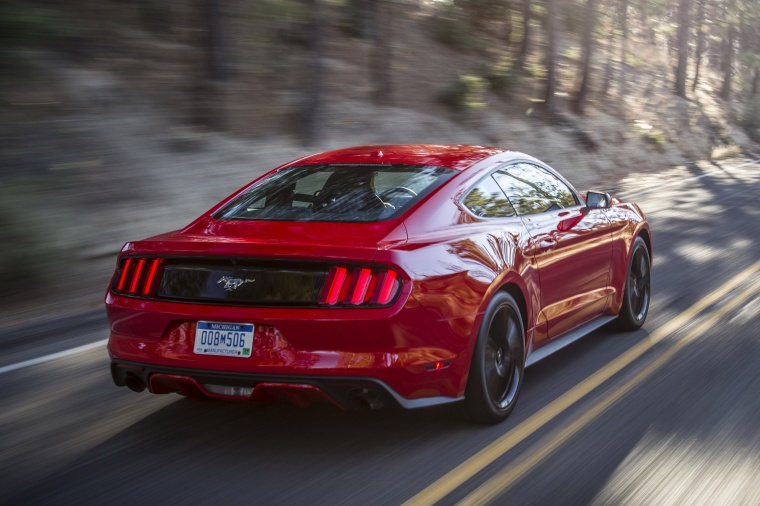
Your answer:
585;191;611;210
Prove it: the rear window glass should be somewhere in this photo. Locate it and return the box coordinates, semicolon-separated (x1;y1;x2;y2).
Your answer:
216;164;455;222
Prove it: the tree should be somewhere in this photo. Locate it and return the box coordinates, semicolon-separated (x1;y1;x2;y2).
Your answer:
720;26;736;100
299;0;324;145
544;0;558;115
720;0;736;100
370;0;392;105
192;0;233;129
674;0;690;98
572;0;598;114
692;0;706;91
618;0;629;98
516;0;531;71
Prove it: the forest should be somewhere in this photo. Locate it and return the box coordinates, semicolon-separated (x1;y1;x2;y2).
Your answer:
1;0;759;302
3;0;760;142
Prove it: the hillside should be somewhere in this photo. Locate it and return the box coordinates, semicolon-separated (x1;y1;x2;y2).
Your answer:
0;0;758;320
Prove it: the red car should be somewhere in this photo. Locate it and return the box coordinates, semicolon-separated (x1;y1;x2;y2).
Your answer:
106;145;651;423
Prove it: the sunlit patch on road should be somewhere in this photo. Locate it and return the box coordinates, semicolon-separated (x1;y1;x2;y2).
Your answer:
593;431;760;505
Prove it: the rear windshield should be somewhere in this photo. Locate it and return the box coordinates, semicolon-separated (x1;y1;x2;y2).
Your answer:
215;164;455;222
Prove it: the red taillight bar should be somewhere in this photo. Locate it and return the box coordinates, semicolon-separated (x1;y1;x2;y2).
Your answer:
373;270;398;305
319;265;401;307
349;268;372;305
116;258;133;292
129;259;146;293
142;259;161;296
113;257;162;297
321;266;348;305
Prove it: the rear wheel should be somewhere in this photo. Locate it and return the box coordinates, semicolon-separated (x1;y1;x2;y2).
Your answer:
464;292;525;424
617;236;651;330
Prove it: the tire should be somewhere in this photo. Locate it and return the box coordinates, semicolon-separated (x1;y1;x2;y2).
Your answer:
617;236;651;330
463;292;525;424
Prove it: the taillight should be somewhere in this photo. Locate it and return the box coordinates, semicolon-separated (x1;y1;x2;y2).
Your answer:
319;265;401;307
112;257;162;297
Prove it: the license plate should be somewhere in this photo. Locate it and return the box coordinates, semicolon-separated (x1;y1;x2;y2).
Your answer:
194;321;253;358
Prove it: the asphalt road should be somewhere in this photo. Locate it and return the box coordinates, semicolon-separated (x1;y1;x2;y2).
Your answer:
2;156;760;506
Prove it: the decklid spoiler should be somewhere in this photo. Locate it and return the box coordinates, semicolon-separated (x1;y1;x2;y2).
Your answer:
120;218;408;262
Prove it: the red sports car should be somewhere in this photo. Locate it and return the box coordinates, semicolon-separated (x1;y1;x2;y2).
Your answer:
106;144;651;423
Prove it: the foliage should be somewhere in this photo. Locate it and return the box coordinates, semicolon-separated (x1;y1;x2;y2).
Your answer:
526;62;547;79
563;46;582;62
454;0;507;22
437;74;489;112
431;2;480;51
483;55;517;94
0;4;86;52
557;0;589;35
633;120;666;146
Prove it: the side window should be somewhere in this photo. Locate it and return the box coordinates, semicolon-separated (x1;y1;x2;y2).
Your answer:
493;163;578;215
462;175;516;218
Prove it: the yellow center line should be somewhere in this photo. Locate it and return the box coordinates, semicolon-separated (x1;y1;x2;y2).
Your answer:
403;259;760;506
458;278;760;506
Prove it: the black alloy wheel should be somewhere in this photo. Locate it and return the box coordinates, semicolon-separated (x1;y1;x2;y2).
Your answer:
618;236;651;330
464;292;525;423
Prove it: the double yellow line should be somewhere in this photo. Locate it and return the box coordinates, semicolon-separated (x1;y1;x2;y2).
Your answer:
405;259;760;506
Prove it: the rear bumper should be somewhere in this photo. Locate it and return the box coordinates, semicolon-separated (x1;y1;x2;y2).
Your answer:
111;360;462;410
105;292;476;402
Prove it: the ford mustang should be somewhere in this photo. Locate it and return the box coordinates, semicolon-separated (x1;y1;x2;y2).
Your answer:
106;144;651;423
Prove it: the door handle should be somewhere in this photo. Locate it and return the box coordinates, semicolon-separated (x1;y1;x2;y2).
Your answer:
539;238;557;251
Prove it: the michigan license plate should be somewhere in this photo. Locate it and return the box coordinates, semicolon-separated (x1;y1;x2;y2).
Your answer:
194;321;253;358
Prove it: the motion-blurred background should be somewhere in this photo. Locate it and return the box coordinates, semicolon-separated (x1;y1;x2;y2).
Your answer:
1;0;758;321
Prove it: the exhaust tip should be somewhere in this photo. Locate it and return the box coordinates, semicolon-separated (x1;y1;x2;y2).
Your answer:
349;388;383;411
124;373;146;393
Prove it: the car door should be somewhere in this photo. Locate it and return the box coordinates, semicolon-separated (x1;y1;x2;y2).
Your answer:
493;162;614;340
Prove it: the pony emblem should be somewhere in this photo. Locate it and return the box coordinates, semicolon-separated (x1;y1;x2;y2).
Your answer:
218;276;256;292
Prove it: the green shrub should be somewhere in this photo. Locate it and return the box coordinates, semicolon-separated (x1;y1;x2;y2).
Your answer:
438;74;489;112
0;4;87;51
633;120;666;146
483;55;516;95
431;3;478;51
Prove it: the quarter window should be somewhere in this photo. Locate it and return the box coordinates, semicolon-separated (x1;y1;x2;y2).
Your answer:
493;163;578;215
462;176;516;218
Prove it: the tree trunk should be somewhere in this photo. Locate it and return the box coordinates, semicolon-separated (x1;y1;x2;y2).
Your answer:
692;0;705;92
193;0;232;130
674;0;690;98
544;0;557;116
504;1;514;46
371;0;392;105
204;0;230;82
299;0;324;145
516;0;531;72
720;23;735;100
572;0;597;115
618;0;629;98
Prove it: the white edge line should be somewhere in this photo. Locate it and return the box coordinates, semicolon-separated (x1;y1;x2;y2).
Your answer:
620;158;760;199
0;339;108;375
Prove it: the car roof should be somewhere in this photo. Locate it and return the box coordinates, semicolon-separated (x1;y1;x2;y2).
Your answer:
287;144;507;171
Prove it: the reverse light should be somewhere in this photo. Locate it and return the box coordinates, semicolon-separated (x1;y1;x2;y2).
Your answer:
319;265;402;307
